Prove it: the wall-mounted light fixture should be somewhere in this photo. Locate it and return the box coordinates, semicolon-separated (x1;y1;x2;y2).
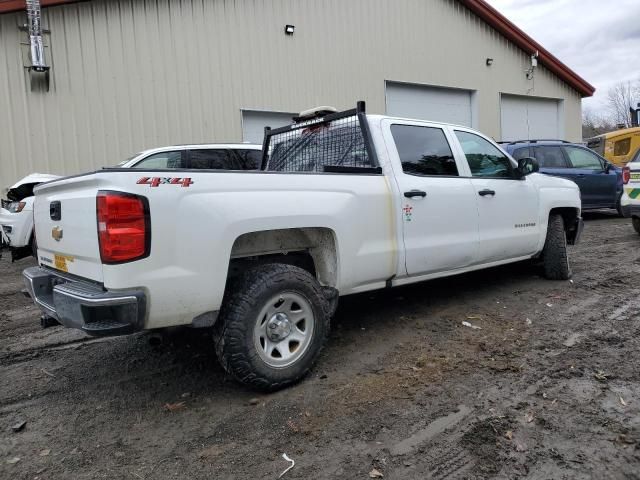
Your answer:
526;51;539;80
486;58;494;66
284;25;295;35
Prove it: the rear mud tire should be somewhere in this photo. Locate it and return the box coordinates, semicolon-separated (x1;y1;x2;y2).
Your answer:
632;217;640;235
213;264;330;392
542;214;571;280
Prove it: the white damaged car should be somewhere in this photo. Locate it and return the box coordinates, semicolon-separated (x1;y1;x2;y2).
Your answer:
1;173;60;262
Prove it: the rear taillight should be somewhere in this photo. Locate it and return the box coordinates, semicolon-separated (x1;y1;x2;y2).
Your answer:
97;191;150;264
623;166;631;184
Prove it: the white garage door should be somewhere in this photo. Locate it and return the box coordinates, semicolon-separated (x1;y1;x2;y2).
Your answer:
500;95;561;142
386;82;473;126
242;110;296;144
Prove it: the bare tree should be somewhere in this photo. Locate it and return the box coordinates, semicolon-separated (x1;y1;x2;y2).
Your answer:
582;107;614;139
607;81;640;128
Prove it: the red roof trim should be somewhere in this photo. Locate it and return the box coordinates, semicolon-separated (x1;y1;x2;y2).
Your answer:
461;0;594;97
0;0;595;97
0;0;85;13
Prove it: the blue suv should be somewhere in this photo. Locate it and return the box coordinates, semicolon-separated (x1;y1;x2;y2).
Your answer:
500;140;623;214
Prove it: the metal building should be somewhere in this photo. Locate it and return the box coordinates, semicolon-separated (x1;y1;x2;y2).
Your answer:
0;0;594;188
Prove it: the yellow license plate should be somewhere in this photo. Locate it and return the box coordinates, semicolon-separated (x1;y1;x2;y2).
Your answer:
54;254;74;272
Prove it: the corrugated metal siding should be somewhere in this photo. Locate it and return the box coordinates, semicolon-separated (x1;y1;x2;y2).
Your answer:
0;0;583;187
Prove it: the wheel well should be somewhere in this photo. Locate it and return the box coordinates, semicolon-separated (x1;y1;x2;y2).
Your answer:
228;228;338;287
549;207;579;244
549;207;578;227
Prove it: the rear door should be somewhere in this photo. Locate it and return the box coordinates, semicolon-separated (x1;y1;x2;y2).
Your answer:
383;120;480;276
562;145;617;207
453;130;540;263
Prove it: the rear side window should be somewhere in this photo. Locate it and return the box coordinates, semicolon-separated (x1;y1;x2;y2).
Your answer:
532;146;568;168
563;146;603;169
189;149;235;169
132;151;184;169
454;131;513;178
234;149;262;169
390;125;458;176
614;138;631;156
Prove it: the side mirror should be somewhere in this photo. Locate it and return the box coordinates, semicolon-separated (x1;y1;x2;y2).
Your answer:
517;157;539;178
604;162;612;173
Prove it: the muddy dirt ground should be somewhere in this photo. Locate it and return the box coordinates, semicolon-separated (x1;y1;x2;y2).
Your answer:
1;212;640;479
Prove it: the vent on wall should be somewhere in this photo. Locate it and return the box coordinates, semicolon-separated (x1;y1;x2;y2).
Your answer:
21;0;51;91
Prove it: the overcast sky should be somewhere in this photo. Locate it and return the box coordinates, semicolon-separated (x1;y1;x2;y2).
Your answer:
486;0;640;116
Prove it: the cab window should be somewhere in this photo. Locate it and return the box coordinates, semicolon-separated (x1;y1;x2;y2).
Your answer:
234;149;262;169
131;151;184;169
563;146;603;170
614;138;631;156
391;125;458;176
189;149;236;169
454;131;513;178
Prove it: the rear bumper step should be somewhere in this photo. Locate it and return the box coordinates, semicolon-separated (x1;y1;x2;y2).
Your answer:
23;266;146;336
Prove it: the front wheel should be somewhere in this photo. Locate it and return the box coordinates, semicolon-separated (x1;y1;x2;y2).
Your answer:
213;263;330;391
541;214;571;280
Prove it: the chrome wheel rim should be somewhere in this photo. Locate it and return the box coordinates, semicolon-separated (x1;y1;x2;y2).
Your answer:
253;292;315;368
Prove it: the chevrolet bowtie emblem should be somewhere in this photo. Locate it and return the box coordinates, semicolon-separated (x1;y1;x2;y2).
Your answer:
51;226;63;241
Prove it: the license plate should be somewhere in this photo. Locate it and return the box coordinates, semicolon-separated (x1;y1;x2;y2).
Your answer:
54;254;74;272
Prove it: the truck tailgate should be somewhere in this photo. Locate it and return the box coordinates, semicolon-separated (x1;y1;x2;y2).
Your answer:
33;174;103;282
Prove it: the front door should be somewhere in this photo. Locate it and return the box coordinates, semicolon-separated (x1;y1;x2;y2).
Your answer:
453;130;540;263
383;121;480;276
562;145;618;208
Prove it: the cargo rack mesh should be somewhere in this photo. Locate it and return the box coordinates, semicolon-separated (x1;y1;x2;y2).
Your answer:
262;101;379;173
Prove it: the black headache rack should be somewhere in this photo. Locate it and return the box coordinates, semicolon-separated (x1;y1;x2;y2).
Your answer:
260;101;381;173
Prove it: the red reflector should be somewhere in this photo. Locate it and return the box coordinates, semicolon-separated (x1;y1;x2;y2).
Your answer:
623;167;631;185
97;191;149;263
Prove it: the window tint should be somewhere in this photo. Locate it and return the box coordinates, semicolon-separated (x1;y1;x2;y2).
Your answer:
234;149;262;169
454;131;513;178
132;151;183;169
563;146;603;169
189;149;233;169
390;125;458;176
614;138;631;156
533;146;568;168
189;149;261;170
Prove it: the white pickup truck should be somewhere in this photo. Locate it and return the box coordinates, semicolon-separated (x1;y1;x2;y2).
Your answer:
24;102;583;390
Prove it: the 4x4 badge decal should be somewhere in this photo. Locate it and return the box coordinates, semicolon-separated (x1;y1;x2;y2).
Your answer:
137;177;193;187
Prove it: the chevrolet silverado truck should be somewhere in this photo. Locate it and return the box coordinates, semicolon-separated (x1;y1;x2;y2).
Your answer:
24;102;583;391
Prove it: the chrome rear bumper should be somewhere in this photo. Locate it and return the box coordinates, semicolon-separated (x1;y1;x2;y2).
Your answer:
23;266;146;336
